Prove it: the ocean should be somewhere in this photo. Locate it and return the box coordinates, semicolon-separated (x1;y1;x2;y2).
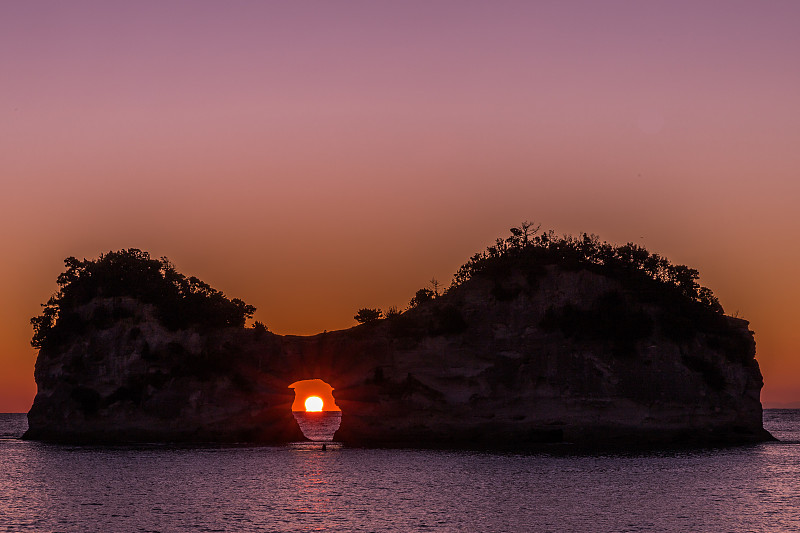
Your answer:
1;410;798;532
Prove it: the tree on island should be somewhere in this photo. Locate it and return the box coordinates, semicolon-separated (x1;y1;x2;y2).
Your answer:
428;277;441;297
384;306;400;318
31;249;256;349
354;308;383;324
451;223;723;314
408;288;435;308
251;320;269;339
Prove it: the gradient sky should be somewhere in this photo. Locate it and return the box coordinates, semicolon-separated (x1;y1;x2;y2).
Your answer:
2;1;799;411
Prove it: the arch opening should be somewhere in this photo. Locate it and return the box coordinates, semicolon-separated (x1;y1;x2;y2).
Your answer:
288;379;342;442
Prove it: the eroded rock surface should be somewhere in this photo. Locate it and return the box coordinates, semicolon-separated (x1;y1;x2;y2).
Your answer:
26;267;771;448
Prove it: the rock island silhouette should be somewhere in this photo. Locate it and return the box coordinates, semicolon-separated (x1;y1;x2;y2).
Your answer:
25;224;772;448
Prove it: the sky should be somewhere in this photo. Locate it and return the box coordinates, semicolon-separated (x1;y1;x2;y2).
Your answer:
2;1;799;411
290;379;340;412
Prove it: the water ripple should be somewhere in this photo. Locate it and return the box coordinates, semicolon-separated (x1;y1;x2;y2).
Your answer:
1;412;799;532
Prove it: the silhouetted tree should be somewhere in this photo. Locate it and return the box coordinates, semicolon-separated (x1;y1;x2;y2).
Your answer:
507;221;538;249
449;224;723;315
31;249;256;349
409;288;435;308
354;308;383;324
428;277;441;297
252;321;268;338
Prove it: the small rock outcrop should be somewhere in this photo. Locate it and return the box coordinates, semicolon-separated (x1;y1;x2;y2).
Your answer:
25;234;772;448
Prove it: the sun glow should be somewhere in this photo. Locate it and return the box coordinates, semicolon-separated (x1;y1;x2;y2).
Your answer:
289;379;340;412
304;396;324;412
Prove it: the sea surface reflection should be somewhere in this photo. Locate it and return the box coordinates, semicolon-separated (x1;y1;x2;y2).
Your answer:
292;411;342;442
1;411;799;532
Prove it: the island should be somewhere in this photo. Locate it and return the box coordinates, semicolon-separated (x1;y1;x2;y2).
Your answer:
25;225;772;448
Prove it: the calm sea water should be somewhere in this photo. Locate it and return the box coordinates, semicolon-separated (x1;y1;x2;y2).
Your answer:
1;411;799;532
292;411;342;442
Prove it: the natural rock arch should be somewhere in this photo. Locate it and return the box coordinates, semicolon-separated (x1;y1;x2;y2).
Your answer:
25;233;771;448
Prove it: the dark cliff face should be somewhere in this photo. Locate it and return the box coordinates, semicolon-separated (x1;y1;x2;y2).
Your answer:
26;266;770;448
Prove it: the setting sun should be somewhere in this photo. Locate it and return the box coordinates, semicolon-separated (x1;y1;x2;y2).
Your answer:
288;379;340;412
304;396;324;412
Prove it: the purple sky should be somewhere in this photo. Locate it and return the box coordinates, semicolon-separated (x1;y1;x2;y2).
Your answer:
2;1;799;409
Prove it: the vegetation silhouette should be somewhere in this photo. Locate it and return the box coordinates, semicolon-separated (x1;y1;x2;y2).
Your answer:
251;320;269;338
25;226;765;446
31;249;255;349
34;225;732;363
354;308;383;324
444;223;751;366
408;288;435;308
362;222;723;318
450;222;722;312
352;222;744;370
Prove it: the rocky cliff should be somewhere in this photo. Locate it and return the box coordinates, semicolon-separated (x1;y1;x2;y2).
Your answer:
26;263;771;448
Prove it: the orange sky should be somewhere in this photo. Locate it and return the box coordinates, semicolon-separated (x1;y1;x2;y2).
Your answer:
289;380;340;412
2;2;799;411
